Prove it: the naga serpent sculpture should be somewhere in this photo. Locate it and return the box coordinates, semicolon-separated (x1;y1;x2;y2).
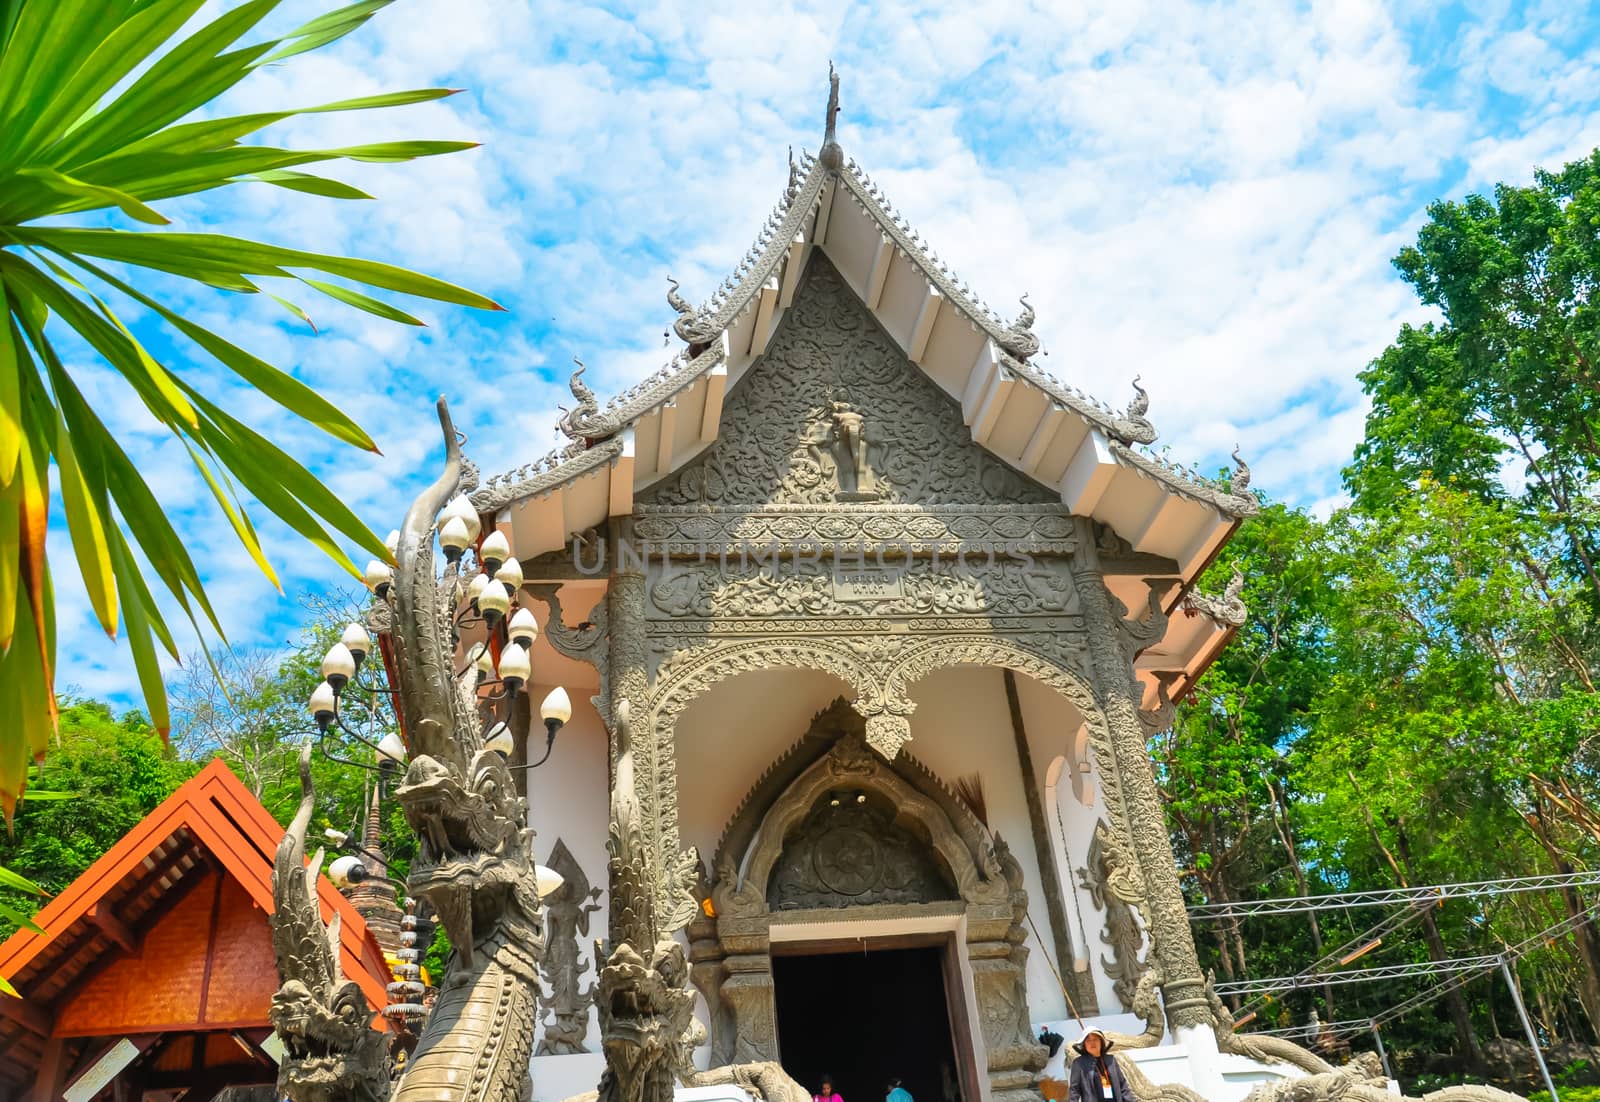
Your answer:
585;699;812;1102
270;746;392;1102
1086;960;1529;1102
271;398;546;1102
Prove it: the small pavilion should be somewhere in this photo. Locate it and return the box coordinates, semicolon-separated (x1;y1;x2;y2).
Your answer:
0;759;392;1102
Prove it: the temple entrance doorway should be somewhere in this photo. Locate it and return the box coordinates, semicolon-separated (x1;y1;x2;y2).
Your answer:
772;937;967;1102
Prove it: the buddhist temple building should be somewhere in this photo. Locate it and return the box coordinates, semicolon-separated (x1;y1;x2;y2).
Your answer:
457;76;1290;1102
0;760;393;1101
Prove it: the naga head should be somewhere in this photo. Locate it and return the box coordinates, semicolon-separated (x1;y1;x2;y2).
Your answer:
269;747;391;1102
397;747;540;966
383;398;543;968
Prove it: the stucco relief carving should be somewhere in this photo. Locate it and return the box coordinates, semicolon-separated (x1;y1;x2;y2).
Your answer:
630;504;1080;556
641;255;1058;509
647;556;1082;621
767;795;956;910
712;725;1011;922
537;839;602;1055
1079;819;1147;1011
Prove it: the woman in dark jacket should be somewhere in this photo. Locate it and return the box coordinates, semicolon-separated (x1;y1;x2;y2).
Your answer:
1067;1029;1133;1102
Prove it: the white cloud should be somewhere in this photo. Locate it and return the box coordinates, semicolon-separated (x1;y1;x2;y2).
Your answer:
43;0;1600;707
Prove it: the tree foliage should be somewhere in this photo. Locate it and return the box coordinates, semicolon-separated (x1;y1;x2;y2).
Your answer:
1170;148;1600;1087
0;0;501;818
0;700;195;940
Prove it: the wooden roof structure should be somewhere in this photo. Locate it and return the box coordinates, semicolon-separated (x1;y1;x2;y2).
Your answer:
0;759;391;1102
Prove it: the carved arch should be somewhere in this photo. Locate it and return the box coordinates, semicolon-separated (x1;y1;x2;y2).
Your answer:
878;633;1148;923
712;725;1010;922
651;637;883;731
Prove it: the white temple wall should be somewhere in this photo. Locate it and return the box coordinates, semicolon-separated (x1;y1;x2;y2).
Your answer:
1011;673;1127;1016
903;666;1071;1025
526;677;611;1101
673;668;864;870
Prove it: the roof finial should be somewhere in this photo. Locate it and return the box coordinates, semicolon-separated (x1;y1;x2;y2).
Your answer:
820;62;843;171
666;277;693;317
1128;375;1149;419
1231;445;1253;500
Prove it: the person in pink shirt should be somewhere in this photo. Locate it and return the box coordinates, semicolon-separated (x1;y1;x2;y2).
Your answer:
814;1075;843;1102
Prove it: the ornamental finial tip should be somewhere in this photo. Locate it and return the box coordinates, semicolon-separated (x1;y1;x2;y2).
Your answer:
820;62;843;170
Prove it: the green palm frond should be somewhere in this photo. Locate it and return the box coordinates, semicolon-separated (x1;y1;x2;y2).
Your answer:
0;0;503;819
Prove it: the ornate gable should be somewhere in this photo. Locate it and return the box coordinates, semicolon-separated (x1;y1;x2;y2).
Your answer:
641;254;1056;509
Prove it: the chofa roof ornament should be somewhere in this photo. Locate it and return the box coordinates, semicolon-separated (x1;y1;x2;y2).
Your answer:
1231;446;1253;503
556;358;606;443
820;62;843;171
1002;294;1041;360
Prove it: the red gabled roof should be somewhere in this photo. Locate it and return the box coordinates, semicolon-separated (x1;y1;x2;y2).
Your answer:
0;758;392;1087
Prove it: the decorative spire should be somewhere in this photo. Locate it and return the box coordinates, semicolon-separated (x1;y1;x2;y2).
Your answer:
1231;445;1252;501
820;62;843;171
665;277;693;317
557;357;603;441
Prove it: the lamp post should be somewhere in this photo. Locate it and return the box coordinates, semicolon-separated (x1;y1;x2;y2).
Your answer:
309;491;573;781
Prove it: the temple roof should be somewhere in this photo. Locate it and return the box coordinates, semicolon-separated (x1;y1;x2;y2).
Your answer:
472;73;1255;586
0;760;392;1096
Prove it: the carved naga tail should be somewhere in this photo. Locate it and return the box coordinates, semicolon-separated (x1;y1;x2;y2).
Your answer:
384;398;547;1102
270;746;391;1102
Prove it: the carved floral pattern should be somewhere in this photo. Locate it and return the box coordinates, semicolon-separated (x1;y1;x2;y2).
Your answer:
643;257;1059;509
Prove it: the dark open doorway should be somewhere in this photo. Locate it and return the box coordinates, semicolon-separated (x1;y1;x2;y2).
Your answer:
772;943;964;1102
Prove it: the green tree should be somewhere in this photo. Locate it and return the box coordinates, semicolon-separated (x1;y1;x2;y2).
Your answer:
0;0;502;816
0;700;194;940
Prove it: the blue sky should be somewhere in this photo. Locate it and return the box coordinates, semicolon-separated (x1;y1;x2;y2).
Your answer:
47;0;1600;706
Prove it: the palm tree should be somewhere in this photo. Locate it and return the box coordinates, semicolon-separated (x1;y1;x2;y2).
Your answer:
0;1;502;819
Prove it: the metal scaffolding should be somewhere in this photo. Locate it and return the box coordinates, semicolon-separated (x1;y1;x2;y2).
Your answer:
1234;898;1436;1014
1213;953;1502;998
1188;869;1600;920
1229;903;1600;1101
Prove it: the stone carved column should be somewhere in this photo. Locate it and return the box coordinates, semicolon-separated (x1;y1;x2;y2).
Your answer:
687;869;732;1066
967;909;1043;1102
1071;566;1211;1028
716;926;780;1064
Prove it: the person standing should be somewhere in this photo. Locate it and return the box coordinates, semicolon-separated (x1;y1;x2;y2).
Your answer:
815;1075;844;1102
886;1077;913;1102
1067;1030;1131;1102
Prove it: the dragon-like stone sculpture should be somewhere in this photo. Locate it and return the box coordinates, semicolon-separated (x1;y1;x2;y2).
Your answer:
595;698;699;1102
593;699;813;1102
388;398;546;1102
270;746;392;1102
271;398;546;1102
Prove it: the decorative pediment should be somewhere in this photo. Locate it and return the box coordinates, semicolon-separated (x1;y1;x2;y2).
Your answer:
640;254;1057;510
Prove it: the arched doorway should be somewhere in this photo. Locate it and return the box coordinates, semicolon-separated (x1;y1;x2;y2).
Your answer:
687;701;1041;1102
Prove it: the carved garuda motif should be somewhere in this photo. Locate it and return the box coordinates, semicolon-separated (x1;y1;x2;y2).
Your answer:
641;255;1059;509
270;747;391;1102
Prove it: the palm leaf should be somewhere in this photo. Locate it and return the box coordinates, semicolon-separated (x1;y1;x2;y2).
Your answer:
0;0;502;809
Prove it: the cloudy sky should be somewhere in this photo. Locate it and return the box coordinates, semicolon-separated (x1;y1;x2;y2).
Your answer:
49;0;1600;705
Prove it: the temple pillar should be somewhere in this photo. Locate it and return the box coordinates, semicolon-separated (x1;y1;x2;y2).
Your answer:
1072;567;1212;1029
967;906;1043;1102
716;925;779;1064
